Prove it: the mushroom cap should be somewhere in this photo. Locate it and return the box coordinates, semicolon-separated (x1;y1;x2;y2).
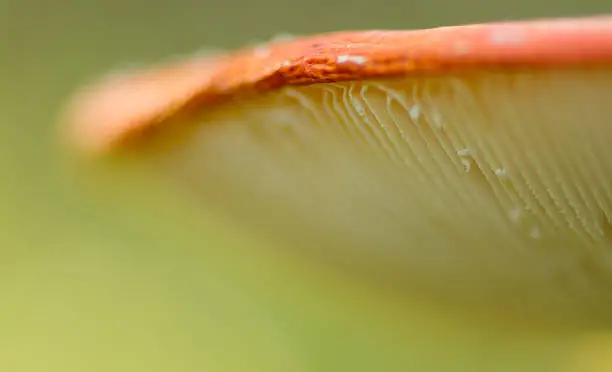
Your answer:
62;16;612;326
64;15;612;153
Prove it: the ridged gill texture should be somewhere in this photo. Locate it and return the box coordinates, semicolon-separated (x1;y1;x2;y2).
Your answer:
135;66;612;324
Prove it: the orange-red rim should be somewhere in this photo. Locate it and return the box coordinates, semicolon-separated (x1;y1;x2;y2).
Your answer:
63;15;612;153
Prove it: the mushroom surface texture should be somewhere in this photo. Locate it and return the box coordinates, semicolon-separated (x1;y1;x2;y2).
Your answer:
62;15;612;327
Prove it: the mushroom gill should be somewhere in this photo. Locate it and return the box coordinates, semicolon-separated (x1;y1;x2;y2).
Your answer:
63;16;612;325
139;68;612;322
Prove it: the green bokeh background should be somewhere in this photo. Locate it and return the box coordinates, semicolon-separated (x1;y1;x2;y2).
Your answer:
2;1;611;371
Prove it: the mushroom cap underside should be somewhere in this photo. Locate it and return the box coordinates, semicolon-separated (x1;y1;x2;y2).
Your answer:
62;15;612;327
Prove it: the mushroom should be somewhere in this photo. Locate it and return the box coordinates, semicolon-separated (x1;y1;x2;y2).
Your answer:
62;15;612;326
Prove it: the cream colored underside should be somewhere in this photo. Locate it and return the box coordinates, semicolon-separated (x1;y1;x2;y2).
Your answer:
145;67;612;324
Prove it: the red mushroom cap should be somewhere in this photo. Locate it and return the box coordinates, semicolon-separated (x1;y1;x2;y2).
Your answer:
63;15;612;154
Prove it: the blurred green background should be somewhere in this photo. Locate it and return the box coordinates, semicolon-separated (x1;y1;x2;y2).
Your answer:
2;1;612;371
